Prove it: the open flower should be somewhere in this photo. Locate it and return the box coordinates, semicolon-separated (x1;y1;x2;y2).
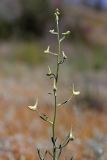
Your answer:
54;9;60;24
62;51;67;59
49;29;58;35
62;31;71;35
28;98;38;111
44;46;50;53
53;78;57;92
72;84;80;96
69;128;75;140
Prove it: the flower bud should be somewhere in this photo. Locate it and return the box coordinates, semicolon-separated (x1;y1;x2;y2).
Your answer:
53;78;57;92
56;8;60;15
54;9;60;24
47;66;52;76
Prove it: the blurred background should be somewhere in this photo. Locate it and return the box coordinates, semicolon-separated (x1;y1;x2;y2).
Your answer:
0;0;107;159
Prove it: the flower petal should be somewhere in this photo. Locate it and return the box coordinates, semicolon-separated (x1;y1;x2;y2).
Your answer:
28;98;38;111
72;84;80;95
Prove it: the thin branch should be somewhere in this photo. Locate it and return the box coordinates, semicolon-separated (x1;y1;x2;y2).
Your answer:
37;149;43;160
47;150;53;158
57;145;62;159
36;110;53;125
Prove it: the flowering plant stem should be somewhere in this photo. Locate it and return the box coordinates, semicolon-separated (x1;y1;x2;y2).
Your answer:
27;8;80;160
52;11;61;160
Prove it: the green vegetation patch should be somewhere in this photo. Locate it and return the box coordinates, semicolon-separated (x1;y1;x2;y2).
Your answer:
92;45;107;71
11;41;46;66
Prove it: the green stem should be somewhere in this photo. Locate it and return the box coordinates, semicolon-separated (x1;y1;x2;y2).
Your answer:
52;93;57;160
52;16;61;160
56;19;60;83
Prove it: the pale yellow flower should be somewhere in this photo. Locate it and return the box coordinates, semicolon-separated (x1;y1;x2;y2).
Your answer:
28;98;38;111
72;84;80;95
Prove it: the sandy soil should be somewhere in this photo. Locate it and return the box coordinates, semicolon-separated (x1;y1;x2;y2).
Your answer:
0;63;107;160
